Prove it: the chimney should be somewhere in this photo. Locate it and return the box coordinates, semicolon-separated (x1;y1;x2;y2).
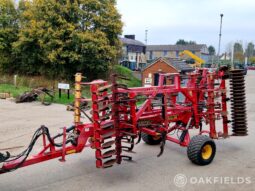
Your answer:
124;35;135;40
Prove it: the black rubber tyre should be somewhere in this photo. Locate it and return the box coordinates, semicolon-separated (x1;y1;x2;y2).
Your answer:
187;135;216;166
141;132;162;145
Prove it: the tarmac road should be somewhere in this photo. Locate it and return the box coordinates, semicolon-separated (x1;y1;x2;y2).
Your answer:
0;71;255;191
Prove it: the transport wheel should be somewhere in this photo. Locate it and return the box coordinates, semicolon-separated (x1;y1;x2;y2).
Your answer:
187;135;216;165
141;132;162;145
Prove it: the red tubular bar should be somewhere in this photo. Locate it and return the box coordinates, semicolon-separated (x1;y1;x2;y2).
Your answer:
207;74;217;138
220;79;229;137
1;146;78;173
59;127;67;162
129;92;137;134
0;121;92;173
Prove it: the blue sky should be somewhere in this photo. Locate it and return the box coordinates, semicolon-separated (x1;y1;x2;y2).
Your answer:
117;0;255;52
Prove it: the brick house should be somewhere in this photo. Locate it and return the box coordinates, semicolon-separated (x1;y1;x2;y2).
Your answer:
142;58;194;86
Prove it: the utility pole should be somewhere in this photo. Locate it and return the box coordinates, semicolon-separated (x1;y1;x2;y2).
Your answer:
231;43;234;69
145;29;148;45
217;14;224;67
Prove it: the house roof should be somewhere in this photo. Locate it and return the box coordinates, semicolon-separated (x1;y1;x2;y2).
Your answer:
143;57;194;73
146;44;206;52
120;37;145;47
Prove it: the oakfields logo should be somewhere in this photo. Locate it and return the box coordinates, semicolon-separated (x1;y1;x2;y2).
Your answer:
174;174;188;187
174;174;252;187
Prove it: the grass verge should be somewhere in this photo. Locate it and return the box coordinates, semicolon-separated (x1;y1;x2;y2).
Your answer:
0;65;141;105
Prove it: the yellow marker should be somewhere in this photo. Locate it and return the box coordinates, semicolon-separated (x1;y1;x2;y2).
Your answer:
66;150;76;155
169;115;178;120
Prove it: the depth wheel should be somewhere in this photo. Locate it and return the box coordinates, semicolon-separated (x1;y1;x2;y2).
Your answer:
141;132;162;145
187;135;216;166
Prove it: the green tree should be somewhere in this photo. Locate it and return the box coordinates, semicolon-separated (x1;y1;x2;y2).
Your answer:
176;39;196;45
0;0;19;73
208;45;215;55
233;42;244;63
14;0;122;79
234;52;244;63
245;42;254;58
249;56;255;64
234;42;243;53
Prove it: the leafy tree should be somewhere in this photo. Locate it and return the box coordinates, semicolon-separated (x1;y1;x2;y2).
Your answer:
176;39;187;45
208;45;215;55
234;42;243;53
0;0;19;73
249;56;255;64
14;0;122;79
176;39;196;45
234;52;244;63
233;42;244;63
245;42;254;58
188;41;196;45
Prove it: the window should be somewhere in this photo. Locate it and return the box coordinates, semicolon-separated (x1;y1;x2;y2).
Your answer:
176;51;179;58
149;51;153;60
163;50;168;57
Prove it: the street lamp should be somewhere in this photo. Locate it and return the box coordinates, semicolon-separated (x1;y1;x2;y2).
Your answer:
217;14;224;67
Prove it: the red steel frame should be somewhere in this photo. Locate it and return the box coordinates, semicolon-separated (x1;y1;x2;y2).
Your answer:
0;68;229;173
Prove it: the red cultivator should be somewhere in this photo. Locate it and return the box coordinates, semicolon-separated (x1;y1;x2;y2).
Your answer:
0;67;248;173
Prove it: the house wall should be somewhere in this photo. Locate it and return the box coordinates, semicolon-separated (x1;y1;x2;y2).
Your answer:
201;54;210;62
142;59;178;86
120;43;147;69
146;50;204;60
148;51;177;59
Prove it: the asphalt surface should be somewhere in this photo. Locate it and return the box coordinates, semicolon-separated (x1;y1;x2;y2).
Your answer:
0;71;255;191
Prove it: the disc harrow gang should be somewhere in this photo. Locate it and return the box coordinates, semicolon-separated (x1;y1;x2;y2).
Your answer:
0;67;249;173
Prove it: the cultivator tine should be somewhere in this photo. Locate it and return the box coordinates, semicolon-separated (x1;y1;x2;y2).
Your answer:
99;115;110;121
121;136;131;141
101;131;115;139
116;99;136;104
112;73;131;81
121;146;133;151
120;155;132;161
102;150;116;159
101;122;114;129
98;84;113;93
157;131;167;157
120;122;135;129
122;131;136;137
95;106;110;113
115;83;129;90
115;92;128;97
136;131;142;144
122;137;134;148
121;140;135;145
103;159;116;168
103;162;115;169
93;96;110;104
101;140;115;149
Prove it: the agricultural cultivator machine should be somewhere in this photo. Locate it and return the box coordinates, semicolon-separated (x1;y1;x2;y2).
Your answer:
0;67;248;173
